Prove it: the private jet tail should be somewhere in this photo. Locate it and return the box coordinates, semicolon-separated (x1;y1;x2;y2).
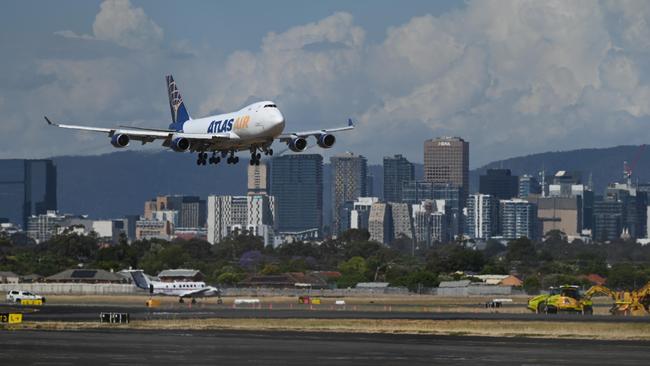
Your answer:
129;270;154;294
166;74;191;131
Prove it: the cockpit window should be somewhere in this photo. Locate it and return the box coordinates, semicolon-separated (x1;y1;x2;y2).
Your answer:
263;104;277;108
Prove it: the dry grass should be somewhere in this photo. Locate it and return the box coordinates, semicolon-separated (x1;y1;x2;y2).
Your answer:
39;294;618;315
5;318;650;341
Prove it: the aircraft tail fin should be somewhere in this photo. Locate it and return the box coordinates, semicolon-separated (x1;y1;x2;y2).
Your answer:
129;270;152;290
166;74;191;131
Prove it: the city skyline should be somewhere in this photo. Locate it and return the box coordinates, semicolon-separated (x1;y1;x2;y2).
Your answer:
3;1;650;166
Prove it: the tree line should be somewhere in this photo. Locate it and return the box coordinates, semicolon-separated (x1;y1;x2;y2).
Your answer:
1;229;650;292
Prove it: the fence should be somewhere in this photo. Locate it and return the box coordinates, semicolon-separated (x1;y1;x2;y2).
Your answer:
0;283;142;295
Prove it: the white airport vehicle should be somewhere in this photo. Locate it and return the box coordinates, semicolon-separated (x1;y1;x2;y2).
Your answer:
6;290;46;303
45;75;354;166
126;270;221;304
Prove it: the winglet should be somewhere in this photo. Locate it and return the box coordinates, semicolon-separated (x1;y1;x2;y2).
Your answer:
348;118;354;127
44;116;57;126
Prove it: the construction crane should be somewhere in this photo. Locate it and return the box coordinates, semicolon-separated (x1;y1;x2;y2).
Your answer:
623;144;646;186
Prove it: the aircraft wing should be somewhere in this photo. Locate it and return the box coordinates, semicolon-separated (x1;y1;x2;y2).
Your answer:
179;286;221;298
44;116;233;142
277;118;354;142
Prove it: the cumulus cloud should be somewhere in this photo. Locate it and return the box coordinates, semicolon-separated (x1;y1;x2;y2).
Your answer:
6;0;650;166
56;0;163;50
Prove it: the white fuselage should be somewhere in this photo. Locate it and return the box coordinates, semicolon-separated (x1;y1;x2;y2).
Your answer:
150;280;206;296
182;101;285;151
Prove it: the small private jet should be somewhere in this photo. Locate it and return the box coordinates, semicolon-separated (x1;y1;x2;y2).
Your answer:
45;75;354;166
126;270;221;304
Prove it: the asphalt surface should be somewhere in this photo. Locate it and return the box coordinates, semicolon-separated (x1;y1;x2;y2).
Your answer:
1;329;648;365
4;303;650;323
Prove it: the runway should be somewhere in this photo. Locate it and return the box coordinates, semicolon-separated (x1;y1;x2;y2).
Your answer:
1;329;648;365
6;303;650;323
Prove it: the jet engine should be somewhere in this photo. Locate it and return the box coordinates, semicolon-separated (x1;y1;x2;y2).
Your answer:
288;136;308;152
171;136;191;152
110;134;130;148
317;133;336;148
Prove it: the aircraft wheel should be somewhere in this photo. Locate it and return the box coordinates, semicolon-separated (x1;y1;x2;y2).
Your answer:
268;149;273;156
227;157;232;164
191;299;197;304
256;153;262;160
249;159;255;166
179;298;184;303
255;160;260;166
234;156;239;164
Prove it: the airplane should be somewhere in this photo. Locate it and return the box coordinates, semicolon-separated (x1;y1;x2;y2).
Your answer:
127;270;222;304
44;75;354;166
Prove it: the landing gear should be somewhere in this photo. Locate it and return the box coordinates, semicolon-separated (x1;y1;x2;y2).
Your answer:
264;148;273;156
208;152;221;165
191;298;197;304
249;152;262;166
196;152;208;166
226;151;239;164
179;298;184;303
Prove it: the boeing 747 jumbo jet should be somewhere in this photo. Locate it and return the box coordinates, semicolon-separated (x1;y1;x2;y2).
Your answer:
44;75;354;166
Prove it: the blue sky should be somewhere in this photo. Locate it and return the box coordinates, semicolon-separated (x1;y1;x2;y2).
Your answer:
2;1;650;167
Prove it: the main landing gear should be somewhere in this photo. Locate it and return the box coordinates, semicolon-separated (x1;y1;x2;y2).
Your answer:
197;151;232;166
226;150;239;165
249;147;273;166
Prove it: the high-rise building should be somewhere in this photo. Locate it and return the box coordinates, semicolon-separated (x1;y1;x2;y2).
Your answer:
500;199;538;241
368;202;392;244
466;194;499;240
412;200;449;248
390;202;413;240
518;174;542;198
350;197;379;230
331;152;367;234
602;183;648;239
179;196;206;228
593;200;624;242
383;155;414;203
527;196;582;237
402;181;463;237
270;154;323;234
248;163;269;195
26;210;67;243
423;137;469;204
246;194;276;244
479;169;519;200
0;159;57;229
206;196;248;244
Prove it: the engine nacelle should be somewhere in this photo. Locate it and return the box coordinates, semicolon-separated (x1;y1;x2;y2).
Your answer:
110;134;130;148
288;137;308;152
171;136;191;152
317;133;336;148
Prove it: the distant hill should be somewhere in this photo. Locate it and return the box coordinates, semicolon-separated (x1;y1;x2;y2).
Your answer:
469;145;649;194
52;145;648;219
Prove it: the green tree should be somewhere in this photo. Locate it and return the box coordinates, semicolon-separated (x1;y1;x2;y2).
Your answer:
523;276;541;294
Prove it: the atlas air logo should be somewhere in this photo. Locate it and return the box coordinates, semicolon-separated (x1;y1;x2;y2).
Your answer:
208;116;250;133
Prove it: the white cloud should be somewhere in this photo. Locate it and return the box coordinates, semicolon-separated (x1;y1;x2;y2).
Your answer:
7;1;650;165
55;0;163;50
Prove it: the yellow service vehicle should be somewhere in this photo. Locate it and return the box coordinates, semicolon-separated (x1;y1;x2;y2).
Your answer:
527;285;593;314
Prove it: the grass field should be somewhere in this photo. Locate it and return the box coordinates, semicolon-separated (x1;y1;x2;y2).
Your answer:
6;318;650;341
